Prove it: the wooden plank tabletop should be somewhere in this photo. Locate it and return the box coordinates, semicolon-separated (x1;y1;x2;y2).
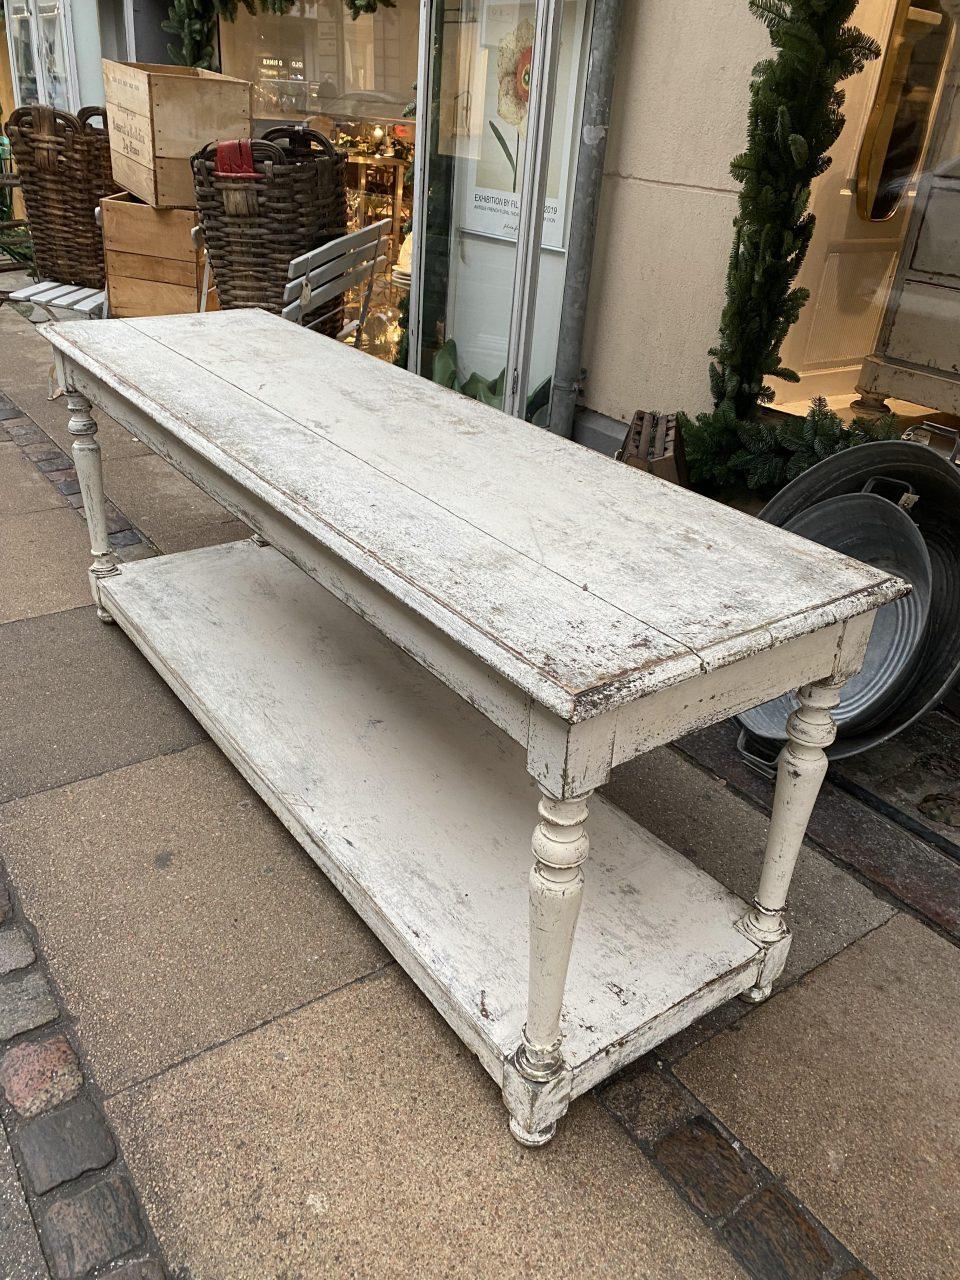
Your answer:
46;310;907;722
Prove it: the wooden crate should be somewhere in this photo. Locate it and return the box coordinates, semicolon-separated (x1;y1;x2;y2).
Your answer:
102;60;252;208
102;191;215;317
617;410;688;487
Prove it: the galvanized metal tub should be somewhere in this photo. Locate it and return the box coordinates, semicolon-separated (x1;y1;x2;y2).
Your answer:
738;492;931;750
737;441;960;762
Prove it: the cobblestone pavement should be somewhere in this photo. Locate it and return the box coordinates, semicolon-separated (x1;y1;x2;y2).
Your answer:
0;866;164;1280
1;302;957;1279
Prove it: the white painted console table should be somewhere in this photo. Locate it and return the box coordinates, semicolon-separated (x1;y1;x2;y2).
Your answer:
45;311;906;1146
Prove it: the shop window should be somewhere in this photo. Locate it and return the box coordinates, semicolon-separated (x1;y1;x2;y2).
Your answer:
218;0;420;127
857;0;954;221
218;0;419;364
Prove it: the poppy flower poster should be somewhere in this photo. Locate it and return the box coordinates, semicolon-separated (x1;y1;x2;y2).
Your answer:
446;0;587;250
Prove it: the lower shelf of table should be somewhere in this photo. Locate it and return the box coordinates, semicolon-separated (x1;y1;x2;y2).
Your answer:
101;540;765;1098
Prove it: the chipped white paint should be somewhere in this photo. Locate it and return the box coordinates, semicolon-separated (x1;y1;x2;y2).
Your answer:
510;788;592;1146
45;314;904;1143
739;678;843;1001
66;390;118;621
98;543;765;1093
45;311;906;720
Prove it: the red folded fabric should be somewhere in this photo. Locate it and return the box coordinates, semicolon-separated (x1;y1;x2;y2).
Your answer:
213;139;260;178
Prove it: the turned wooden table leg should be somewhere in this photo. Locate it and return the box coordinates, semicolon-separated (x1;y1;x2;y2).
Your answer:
503;787;591;1147
67;389;119;622
739;677;842;1000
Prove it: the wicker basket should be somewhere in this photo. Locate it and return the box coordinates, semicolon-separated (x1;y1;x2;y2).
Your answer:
192;128;347;329
5;105;118;289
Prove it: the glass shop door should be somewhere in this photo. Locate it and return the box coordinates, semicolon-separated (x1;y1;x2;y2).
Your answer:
408;0;592;422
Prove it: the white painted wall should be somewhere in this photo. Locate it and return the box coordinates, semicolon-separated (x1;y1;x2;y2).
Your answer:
72;0;109;106
580;0;769;423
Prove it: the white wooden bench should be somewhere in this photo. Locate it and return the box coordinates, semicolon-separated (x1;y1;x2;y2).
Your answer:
44;310;906;1147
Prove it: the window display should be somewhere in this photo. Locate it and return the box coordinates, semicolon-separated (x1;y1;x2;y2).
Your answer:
218;0;419;126
219;1;418;363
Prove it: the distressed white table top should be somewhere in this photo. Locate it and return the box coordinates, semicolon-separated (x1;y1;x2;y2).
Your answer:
46;310;905;722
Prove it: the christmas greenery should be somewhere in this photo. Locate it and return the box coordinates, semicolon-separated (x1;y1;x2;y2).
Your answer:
678;0;882;490
163;0;393;73
345;0;396;18
161;0;216;67
717;0;879;417
162;0;294;69
683;396;902;494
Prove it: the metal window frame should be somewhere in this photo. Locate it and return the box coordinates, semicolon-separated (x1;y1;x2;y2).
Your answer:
408;0;565;422
406;0;434;376
502;0;564;417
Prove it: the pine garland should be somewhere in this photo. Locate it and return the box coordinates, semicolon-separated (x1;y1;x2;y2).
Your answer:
162;0;295;68
678;0;881;490
161;0;217;68
684;396;902;494
163;0;392;69
714;0;880;419
344;0;396;18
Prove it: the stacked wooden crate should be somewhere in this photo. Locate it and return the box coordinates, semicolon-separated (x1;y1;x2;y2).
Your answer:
100;194;208;318
100;61;252;317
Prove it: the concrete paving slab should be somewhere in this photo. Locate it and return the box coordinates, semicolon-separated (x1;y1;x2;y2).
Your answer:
0;1132;49;1280
0;310;148;461
607;747;897;986
0;442;66;515
101;455;233;551
0;509;94;623
1;744;388;1094
0;605;204;803
107;967;743;1280
156;519;252;555
43;409;152;465
675;914;960;1280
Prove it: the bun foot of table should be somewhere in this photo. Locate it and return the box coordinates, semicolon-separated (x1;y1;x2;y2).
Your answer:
509;1116;556;1148
502;1049;572;1149
740;982;773;1004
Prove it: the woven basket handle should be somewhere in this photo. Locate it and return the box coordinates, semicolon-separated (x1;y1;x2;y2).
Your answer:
77;106;108;134
32;105;80;172
261;126;339;160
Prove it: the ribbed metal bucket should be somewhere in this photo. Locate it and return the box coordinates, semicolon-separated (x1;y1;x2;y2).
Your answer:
738;493;931;749
737;441;960;762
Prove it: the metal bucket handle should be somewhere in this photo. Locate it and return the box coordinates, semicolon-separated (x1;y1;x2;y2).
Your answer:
736;729;781;779
861;475;919;511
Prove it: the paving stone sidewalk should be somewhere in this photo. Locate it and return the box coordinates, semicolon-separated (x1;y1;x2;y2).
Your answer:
1;302;957;1279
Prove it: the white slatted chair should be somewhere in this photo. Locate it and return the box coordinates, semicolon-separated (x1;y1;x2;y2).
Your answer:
3;278;107;320
1;277;108;398
280;218;390;345
196;218;389;345
3;205;109;321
